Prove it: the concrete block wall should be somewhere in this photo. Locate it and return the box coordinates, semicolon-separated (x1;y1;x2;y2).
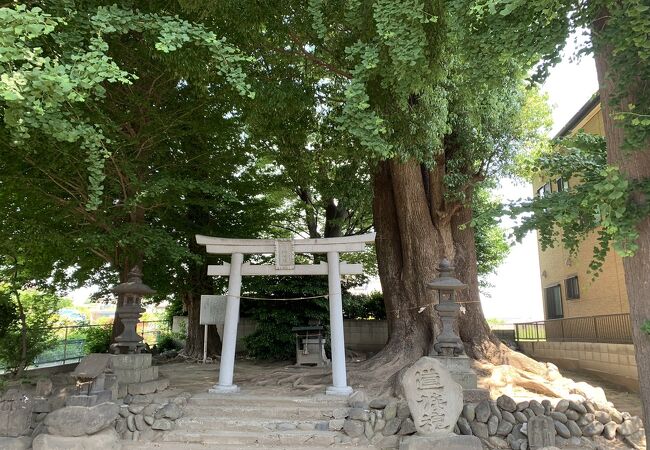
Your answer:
519;341;639;392
172;316;388;353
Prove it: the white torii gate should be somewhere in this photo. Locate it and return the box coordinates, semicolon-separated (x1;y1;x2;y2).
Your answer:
196;233;376;396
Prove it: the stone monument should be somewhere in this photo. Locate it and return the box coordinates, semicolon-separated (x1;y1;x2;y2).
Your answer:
399;357;482;450
527;415;556;449
426;259;486;401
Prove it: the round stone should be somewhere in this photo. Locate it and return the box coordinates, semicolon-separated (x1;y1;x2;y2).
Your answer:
617;417;642;436
487;415;499;436
554;421;571;438
348;408;370;421
594;410;610;424
529;400;545;416
470;421;489;440
577;413;594;427
463;403;476;422
582;421;604;437
151;419;172;431
343;419;365;438
396;403;411;419
489;402;502;421
603;421;617;440
369;399;389;409
568;401;587;415
496;419;513;437
513;412;528;424
565;409;580;421
555;400;570;413
566;420;582;437
516;401;529;412
502;411;516;424
475;401;491;423
550;411;567;423
457;417;472;435
496;395;517;413
609;409;623;424
398;418;416;435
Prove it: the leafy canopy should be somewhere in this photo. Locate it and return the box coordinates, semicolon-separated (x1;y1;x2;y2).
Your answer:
0;3;252;210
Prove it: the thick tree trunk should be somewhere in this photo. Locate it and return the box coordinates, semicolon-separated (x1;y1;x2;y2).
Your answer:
452;200;504;361
366;157;507;383
594;11;650;431
370;160;445;366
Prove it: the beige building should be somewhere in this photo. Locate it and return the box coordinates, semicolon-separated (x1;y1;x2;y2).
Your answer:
534;95;629;320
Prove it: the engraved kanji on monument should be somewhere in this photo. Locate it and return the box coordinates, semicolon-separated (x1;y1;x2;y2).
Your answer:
400;357;463;435
528;415;556;449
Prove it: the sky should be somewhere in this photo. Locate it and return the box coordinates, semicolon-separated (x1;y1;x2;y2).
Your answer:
479;36;600;323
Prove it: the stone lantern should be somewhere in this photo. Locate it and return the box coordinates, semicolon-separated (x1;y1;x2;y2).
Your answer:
426;258;484;395
427;258;467;357
110;266;155;354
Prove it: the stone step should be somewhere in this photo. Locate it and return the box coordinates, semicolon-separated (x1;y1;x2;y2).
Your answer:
182;405;340;421
188;393;349;408
174;416;330;433
122;443;370;449
161;429;344;446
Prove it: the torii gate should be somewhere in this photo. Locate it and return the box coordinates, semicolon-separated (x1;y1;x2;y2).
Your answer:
196;233;376;396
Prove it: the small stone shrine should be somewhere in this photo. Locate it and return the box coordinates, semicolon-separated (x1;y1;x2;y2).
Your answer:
68;353;118;407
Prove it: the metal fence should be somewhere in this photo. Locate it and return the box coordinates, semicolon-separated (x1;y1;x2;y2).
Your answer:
514;313;632;344
2;321;170;371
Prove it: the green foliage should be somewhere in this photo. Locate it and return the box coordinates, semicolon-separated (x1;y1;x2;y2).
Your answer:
471;186;511;286
156;332;183;352
0;1;285;310
511;133;650;273
241;275;330;360
642;320;650;336
471;0;650;150
163;297;186;327
82;324;112;354
343;292;386;320
0;288;60;374
0;2;252;210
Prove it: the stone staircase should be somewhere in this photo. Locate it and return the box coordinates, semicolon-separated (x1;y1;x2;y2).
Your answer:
122;392;373;449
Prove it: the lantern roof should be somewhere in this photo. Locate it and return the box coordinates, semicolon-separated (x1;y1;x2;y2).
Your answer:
111;266;156;296
426;258;468;291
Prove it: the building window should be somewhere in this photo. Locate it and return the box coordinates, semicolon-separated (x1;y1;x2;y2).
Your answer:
536;182;552;198
556;177;569;192
565;276;580;299
545;285;563;319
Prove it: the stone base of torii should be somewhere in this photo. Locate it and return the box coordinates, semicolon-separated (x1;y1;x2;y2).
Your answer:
195;233;376;396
